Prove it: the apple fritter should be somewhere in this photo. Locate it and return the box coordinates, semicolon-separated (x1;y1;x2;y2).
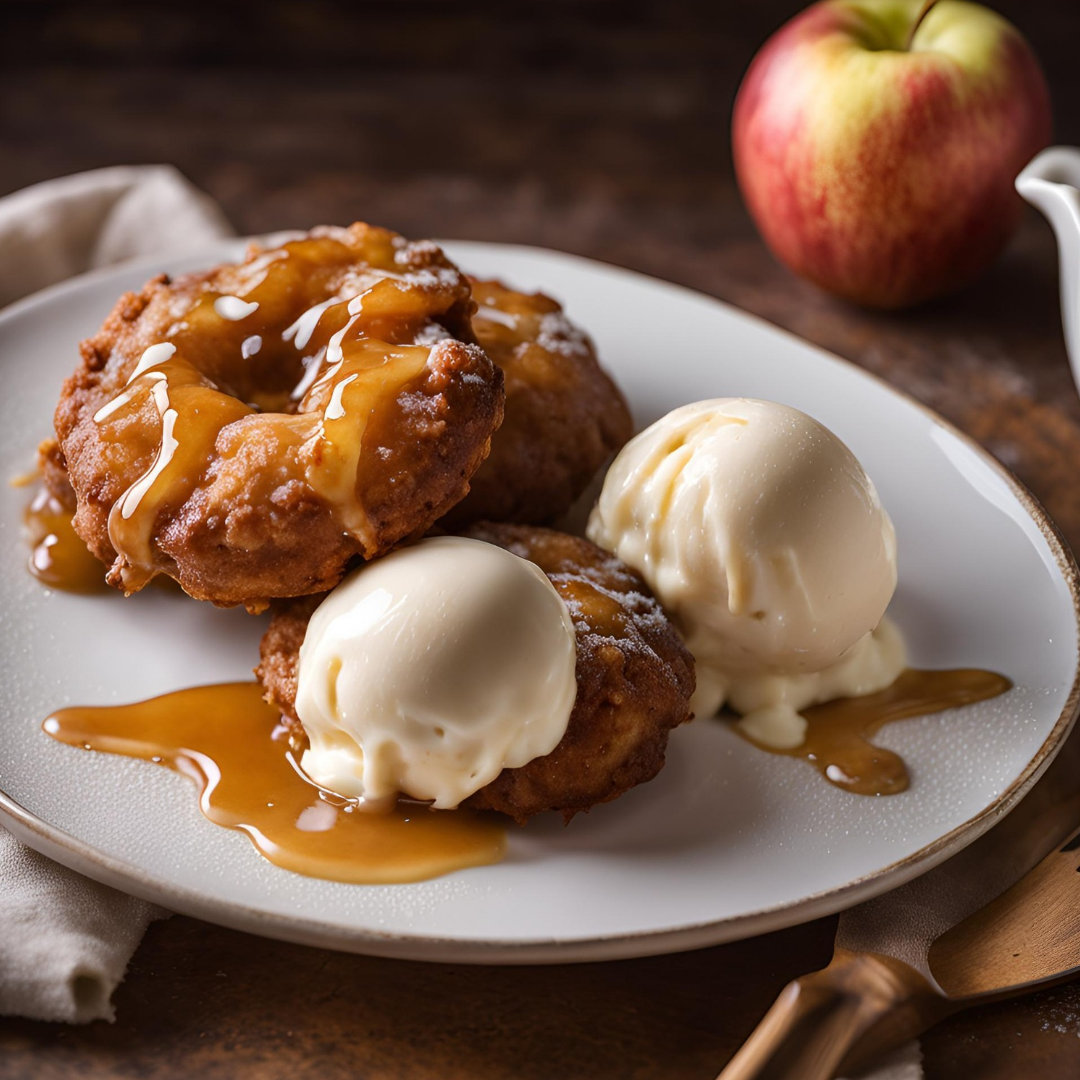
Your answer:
45;224;504;610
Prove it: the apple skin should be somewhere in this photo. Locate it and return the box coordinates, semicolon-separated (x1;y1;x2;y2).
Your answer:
732;0;1052;309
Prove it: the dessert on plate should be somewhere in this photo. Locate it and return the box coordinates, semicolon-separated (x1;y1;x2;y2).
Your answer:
41;224;633;609
587;397;905;748
26;223;1011;884
31;222;701;881
259;524;695;824
587;396;1008;795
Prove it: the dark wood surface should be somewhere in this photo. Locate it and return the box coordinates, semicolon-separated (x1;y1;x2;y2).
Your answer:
3;1;1080;1076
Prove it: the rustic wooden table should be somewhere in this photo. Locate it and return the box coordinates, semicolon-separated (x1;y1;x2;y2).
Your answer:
3;1;1080;1076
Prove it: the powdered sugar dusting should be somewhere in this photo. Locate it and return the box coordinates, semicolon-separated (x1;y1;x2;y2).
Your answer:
537;311;592;360
413;322;454;346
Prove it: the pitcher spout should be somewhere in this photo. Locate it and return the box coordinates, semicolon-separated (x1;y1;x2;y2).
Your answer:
1017;147;1080;386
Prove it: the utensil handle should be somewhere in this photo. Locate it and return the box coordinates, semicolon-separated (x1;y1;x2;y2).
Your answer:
716;948;943;1080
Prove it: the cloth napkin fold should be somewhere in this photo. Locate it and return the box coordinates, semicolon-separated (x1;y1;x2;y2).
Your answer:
0;165;232;309
0;835;167;1023
0;165;232;1023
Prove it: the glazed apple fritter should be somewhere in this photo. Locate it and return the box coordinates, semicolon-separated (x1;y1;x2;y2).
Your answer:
257;523;696;824
44;224;504;609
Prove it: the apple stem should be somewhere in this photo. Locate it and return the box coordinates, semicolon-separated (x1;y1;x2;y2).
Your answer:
905;0;940;49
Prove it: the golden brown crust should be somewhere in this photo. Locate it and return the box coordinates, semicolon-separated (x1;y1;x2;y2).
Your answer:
256;524;695;824
438;280;633;528
48;224;504;609
257;593;322;724
37;438;74;510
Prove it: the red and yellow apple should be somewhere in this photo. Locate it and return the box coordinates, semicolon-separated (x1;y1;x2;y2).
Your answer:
732;0;1052;309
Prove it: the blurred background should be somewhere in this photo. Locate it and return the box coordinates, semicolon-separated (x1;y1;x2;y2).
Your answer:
3;0;1077;271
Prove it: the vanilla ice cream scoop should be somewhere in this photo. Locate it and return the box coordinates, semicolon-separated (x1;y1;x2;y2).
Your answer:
587;398;904;747
295;536;577;810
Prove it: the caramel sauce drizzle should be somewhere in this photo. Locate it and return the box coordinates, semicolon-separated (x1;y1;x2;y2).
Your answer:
43;682;506;885
23;488;108;594
93;236;448;592
733;668;1012;796
98;348;252;591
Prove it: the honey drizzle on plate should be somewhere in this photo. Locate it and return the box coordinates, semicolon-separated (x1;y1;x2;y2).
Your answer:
732;668;1012;796
23;488;108;594
43;682;506;884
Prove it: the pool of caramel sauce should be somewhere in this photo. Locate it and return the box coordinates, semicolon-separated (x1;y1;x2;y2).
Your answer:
23;489;107;594
43;682;506;884
732;668;1012;796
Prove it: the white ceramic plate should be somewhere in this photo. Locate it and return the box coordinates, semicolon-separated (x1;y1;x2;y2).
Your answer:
1;239;1078;964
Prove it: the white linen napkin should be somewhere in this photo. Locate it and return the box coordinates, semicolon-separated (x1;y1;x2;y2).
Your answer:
0;165;233;1023
0;833;167;1023
0;165;232;309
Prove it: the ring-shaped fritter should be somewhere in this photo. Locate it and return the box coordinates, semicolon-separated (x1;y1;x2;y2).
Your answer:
45;224;505;609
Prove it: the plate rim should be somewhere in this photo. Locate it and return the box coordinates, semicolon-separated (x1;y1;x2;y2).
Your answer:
2;237;1078;964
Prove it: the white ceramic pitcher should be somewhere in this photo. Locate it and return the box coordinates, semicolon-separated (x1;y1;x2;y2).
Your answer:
1017;147;1080;387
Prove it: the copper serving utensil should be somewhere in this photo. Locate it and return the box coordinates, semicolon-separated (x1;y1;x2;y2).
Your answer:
717;732;1080;1080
